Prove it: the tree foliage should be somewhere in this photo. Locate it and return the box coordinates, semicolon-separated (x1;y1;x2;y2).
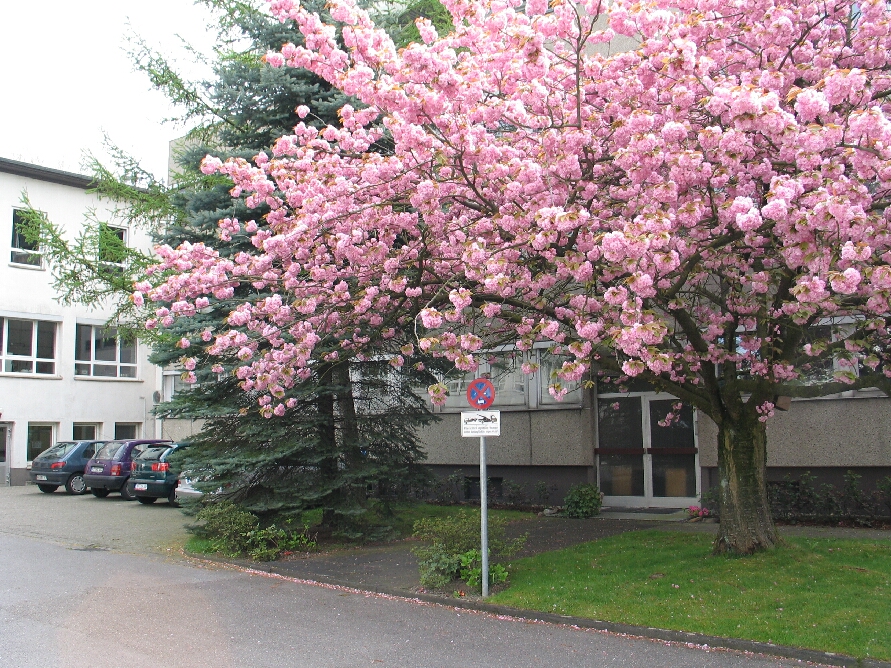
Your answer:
146;0;891;553
21;0;447;532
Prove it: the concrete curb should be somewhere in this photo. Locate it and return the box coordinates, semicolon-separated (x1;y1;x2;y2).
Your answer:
234;559;890;668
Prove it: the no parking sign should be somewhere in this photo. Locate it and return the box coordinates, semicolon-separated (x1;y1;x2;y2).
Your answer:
466;377;495;409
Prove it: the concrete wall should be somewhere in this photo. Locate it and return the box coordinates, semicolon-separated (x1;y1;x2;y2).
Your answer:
419;405;595;467
158;418;206;443
697;395;891;468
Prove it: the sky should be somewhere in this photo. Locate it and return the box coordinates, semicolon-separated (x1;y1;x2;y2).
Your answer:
0;1;222;182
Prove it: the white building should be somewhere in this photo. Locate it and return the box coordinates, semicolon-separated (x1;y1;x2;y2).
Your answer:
0;157;162;485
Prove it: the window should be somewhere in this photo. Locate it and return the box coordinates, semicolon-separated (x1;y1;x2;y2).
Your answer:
437;349;584;411
10;210;42;267
162;370;188;402
73;423;98;440
27;424;54;461
538;354;583;405
441;351;527;409
0;317;56;374
98;224;127;268
114;423;138;439
799;324;836;384
75;325;136;378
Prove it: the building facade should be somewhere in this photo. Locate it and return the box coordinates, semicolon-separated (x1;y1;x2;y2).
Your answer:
419;352;891;508
0;158;162;485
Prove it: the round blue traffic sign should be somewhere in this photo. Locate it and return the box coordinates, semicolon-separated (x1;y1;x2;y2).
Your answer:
466;378;496;409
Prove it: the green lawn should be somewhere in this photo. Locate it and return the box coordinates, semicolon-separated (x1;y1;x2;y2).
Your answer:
490;530;891;661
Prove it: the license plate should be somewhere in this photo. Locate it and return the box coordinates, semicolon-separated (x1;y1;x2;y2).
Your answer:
91;467;104;473
36;475;47;481
134;484;148;491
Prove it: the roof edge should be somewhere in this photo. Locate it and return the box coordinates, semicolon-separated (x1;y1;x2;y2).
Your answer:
0;157;95;190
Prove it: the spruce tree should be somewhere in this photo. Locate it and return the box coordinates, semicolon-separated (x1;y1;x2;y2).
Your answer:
25;0;444;533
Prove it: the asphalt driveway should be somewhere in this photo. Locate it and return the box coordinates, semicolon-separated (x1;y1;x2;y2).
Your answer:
0;484;190;556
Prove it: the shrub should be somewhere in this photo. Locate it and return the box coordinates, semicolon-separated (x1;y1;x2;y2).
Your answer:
699;486;721;518
534;481;553;506
563;483;602;518
502;480;526;506
458;550;508;589
411;510;526;591
878;476;891;516
768;470;889;523
194;501;316;561
686;505;711;519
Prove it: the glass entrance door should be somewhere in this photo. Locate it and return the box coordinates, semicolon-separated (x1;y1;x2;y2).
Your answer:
597;394;698;507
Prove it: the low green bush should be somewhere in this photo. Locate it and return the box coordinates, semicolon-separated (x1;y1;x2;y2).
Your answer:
193;501;316;561
411;509;526;591
563;483;602;518
768;470;888;523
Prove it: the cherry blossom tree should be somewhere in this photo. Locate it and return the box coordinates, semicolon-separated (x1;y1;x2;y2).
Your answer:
143;0;891;554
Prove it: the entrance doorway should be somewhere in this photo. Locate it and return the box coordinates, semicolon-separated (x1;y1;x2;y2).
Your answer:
596;393;699;508
0;424;9;486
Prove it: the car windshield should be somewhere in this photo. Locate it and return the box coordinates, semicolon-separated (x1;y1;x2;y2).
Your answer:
36;442;77;460
135;446;172;462
95;442;125;460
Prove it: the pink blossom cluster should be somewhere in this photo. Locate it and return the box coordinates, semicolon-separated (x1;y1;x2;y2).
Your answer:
142;0;891;414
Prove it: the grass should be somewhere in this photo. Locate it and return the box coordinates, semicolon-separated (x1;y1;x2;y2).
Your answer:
380;502;533;538
490;530;891;661
184;536;219;555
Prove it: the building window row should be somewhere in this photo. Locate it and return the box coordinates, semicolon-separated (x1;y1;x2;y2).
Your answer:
9;208;128;271
0;318;136;379
25;422;140;461
436;350;583;412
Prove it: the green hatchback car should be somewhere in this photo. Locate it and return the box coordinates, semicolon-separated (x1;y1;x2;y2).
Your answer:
127;443;187;505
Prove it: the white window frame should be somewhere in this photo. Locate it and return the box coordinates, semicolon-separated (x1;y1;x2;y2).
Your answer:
27;423;56;462
74;324;137;379
114;423;139;440
72;423;100;440
10;209;44;268
98;224;128;269
162;370;188;402
0;317;57;376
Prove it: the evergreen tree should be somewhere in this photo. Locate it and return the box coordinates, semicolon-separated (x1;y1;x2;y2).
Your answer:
24;0;444;533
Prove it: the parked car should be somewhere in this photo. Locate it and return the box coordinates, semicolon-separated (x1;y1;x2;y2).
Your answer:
28;440;104;494
84;439;172;500
174;476;205;503
127;443;188;505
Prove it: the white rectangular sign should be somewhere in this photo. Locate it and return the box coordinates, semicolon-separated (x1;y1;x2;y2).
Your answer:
461;411;500;437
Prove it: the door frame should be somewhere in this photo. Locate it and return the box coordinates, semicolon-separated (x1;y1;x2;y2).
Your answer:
596;391;700;508
0;423;10;486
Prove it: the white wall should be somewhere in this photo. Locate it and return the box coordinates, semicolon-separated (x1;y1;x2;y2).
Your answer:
0;162;162;484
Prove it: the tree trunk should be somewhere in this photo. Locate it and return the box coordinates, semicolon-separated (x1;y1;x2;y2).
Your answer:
713;413;779;555
317;363;338;529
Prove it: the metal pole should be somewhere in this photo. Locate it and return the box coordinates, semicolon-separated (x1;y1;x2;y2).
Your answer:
480;435;489;597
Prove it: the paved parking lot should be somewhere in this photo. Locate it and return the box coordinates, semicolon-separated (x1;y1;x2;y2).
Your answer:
0;485;191;555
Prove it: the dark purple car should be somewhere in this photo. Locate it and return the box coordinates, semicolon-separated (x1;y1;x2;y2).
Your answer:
84;439;172;500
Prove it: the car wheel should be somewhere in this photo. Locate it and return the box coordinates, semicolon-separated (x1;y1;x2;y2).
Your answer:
119;479;136;501
37;484;59;493
65;473;88;495
137;496;157;505
168;486;179;507
91;488;111;498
